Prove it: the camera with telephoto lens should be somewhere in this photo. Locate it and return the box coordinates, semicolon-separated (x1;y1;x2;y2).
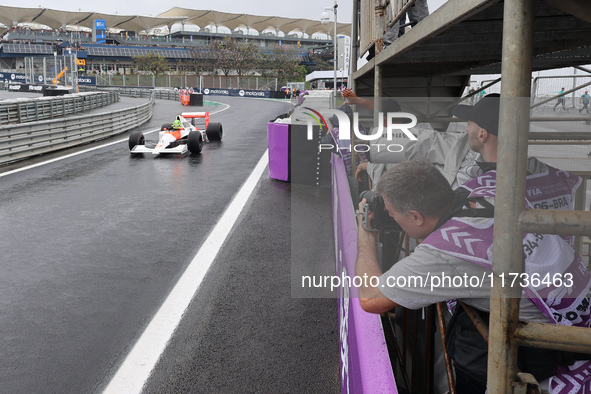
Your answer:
359;190;403;232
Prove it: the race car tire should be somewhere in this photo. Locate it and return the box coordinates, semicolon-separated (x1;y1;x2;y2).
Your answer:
187;130;203;154
206;122;223;141
128;131;145;150
161;123;173;131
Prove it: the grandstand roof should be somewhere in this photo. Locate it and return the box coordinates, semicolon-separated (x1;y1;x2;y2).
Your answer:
0;5;351;37
0;6;184;33
157;7;350;36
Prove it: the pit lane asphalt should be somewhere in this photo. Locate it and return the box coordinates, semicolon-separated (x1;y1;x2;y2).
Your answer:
0;94;339;393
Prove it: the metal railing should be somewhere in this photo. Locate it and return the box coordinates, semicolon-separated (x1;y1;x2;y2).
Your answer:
117;88;179;101
0;91;120;126
489;3;591;390
80;86;181;101
0;94;154;165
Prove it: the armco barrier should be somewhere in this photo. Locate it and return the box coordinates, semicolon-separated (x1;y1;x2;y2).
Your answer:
0;94;153;165
116;88;179;101
0;91;120;126
80;86;180;102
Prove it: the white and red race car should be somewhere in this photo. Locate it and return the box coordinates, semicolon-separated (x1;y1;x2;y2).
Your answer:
128;112;222;155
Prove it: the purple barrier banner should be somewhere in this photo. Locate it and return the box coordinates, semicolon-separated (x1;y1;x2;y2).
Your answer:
332;154;397;393
202;88;271;98
267;122;289;181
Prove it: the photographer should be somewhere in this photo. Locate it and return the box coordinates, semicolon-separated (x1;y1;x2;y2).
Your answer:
355;160;591;393
356;160;480;313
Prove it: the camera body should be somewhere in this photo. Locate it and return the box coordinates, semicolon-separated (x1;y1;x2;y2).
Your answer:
359;190;403;232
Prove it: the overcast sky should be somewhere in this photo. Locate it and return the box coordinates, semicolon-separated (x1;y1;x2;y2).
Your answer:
1;0;448;23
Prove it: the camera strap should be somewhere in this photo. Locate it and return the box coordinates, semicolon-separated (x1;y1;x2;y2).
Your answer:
433;187;495;232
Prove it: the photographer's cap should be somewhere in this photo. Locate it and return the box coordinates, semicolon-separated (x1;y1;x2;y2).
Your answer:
452;93;500;136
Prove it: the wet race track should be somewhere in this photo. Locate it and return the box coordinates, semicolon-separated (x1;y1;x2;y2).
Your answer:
0;95;339;393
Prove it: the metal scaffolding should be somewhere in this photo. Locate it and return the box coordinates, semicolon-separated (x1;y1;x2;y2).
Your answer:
352;0;591;391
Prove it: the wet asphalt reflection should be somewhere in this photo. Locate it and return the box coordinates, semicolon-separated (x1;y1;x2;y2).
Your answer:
0;95;339;393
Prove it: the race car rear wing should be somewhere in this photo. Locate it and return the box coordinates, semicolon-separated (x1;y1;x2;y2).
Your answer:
180;112;209;128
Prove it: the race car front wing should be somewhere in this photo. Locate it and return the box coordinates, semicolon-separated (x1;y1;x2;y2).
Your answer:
130;144;189;155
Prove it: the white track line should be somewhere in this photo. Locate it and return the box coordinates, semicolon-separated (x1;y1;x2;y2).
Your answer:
0;103;230;178
102;150;269;394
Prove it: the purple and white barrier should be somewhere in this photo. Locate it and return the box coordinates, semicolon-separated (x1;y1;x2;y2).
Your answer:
332;154;398;393
267;122;331;187
267;122;290;181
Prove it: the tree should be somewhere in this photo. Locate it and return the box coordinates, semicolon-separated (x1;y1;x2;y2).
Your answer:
132;53;169;76
199;38;305;89
254;51;275;80
206;37;262;88
232;40;261;88
208;38;238;88
264;45;307;87
188;47;215;79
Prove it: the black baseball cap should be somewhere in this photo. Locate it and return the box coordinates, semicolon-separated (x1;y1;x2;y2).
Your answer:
452;93;500;136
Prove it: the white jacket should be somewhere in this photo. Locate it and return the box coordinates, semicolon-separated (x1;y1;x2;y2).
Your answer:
367;126;480;189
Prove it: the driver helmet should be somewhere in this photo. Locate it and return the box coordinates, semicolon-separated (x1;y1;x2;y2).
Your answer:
172;119;182;128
